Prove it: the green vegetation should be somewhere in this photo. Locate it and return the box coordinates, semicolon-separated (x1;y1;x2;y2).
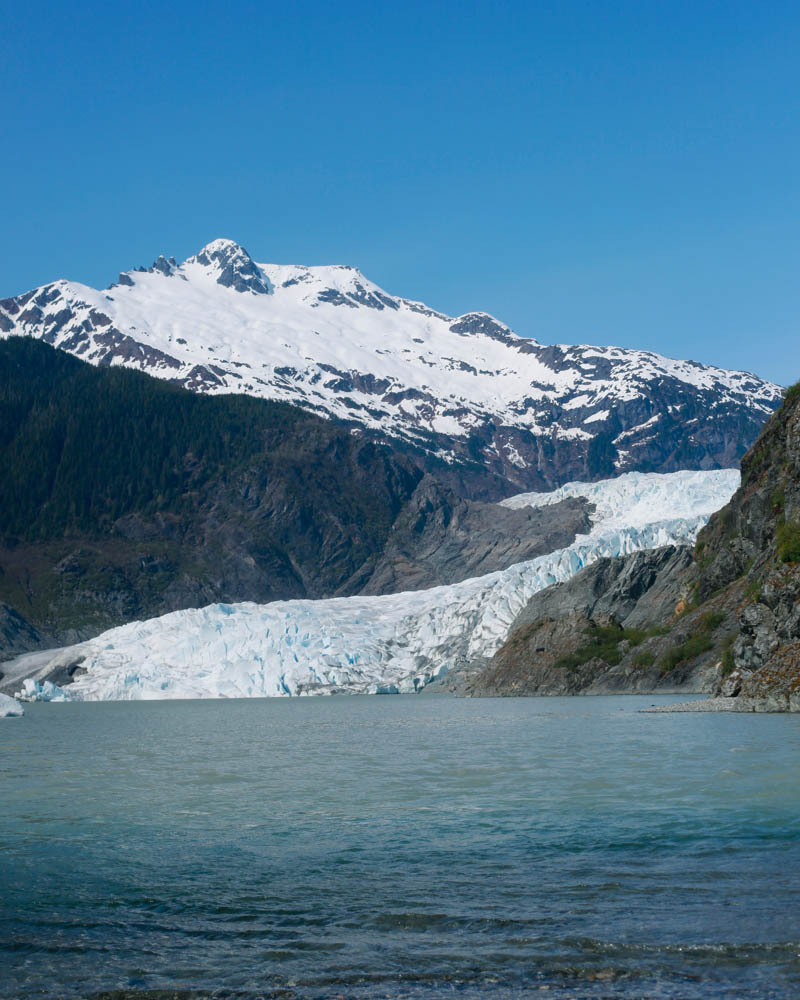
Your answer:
661;632;715;673
0;337;426;634
746;576;763;601
740;436;773;487
554;621;665;671
699;610;725;631
721;638;736;678
633;650;656;668
777;519;800;564
784;381;800;405
0;336;414;544
693;537;711;571
659;604;730;673
554;623;626;670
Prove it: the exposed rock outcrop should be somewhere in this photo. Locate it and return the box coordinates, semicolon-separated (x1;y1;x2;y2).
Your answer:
694;383;800;709
460;546;733;696
357;477;592;594
0;602;45;660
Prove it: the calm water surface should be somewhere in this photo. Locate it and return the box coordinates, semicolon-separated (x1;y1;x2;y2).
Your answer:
1;694;799;999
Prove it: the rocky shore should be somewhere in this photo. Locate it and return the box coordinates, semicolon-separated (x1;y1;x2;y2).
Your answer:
644;694;800;712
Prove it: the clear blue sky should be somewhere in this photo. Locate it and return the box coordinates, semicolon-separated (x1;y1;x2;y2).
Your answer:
2;0;798;384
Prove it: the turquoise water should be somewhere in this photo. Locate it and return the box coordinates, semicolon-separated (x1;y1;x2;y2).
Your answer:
1;694;799;999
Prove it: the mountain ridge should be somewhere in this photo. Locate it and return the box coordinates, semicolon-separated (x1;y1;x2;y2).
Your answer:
0;239;781;496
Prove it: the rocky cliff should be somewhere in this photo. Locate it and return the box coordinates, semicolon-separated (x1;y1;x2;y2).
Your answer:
357;477;591;595
457;546;733;696
693;382;800;709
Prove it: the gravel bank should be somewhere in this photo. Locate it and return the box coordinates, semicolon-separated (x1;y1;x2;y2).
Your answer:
641;697;742;713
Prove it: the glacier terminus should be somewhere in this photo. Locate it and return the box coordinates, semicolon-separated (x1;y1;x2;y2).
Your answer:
17;470;739;702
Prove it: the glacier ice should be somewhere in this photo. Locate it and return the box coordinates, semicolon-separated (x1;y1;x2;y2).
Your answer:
16;679;72;703
0;692;24;717
17;470;739;703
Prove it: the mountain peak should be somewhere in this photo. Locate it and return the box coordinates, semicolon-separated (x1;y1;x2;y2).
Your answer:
193;237;246;258
185;238;273;295
0;243;783;496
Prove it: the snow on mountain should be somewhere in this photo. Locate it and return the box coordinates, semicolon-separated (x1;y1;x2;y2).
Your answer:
17;470;739;702
0;240;781;491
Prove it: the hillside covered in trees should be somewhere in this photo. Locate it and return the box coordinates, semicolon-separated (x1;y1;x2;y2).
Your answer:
0;338;589;655
0;337;422;645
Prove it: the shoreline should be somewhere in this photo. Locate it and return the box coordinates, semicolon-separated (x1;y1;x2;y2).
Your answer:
642;696;799;713
642;697;740;713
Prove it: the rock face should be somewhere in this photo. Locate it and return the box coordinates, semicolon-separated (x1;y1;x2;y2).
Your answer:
462;546;729;696
0;603;45;659
693;384;800;710
0;238;781;497
463;384;800;708
358;477;592;594
501;546;693;631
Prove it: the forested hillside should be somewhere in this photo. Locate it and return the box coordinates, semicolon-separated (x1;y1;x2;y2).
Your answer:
0;337;421;643
0;338;589;654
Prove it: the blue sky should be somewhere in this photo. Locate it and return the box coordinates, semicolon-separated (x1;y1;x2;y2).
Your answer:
1;0;798;383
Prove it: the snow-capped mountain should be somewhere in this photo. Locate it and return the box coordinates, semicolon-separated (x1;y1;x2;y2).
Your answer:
0;239;781;491
16;470;738;701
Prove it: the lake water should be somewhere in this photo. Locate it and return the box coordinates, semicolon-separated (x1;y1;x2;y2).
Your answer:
1;694;799;999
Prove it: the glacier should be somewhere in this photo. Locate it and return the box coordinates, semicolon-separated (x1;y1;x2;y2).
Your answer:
17;470;739;703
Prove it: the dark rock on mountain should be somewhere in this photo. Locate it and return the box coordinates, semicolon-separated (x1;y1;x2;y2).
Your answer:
692;382;800;710
449;313;513;342
506;546;694;632
189;238;273;294
357;476;592;594
0;603;45;662
150;255;178;276
460;546;725;696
